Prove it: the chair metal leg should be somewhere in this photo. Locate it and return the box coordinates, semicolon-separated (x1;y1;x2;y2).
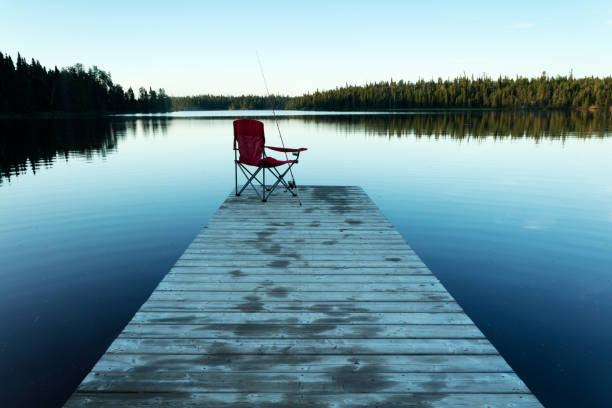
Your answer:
264;163;297;199
269;167;294;193
234;150;239;196
235;162;239;196
235;162;298;203
237;164;263;200
262;168;266;202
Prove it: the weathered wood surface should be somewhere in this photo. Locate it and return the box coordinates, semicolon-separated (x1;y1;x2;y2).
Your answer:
64;186;542;407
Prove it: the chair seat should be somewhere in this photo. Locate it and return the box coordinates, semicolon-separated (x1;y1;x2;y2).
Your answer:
261;156;297;168
237;157;297;168
266;146;308;153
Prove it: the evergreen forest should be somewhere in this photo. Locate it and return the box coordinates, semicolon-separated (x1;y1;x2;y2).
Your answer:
0;52;171;114
285;75;612;111
171;94;290;111
1;51;611;114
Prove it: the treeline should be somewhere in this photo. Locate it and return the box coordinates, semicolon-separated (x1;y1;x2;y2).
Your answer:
171;94;290;111
0;52;171;114
285;74;612;111
3;51;612;113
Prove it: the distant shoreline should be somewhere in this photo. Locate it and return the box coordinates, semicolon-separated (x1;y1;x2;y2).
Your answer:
1;106;610;120
3;50;611;118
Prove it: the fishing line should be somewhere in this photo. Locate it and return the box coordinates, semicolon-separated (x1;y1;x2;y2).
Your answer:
256;51;302;206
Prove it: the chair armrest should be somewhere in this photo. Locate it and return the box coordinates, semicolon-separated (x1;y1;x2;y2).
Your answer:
265;146;307;153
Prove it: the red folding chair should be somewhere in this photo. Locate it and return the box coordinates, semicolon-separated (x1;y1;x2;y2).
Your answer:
233;119;306;201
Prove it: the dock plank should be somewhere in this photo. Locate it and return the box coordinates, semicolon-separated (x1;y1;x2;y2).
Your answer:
63;186;542;407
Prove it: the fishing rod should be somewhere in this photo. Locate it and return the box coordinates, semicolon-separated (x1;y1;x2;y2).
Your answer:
256;52;302;206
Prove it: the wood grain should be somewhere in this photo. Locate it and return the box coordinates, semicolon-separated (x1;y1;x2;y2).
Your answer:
63;186;542;407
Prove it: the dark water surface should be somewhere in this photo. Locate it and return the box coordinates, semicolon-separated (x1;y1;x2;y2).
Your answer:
1;111;611;407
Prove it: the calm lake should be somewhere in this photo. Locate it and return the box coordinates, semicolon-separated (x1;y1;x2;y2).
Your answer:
1;111;611;407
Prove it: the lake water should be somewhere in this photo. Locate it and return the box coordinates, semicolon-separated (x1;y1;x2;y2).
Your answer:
1;111;611;407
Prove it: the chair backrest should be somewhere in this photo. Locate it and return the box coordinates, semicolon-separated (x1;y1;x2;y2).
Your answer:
233;119;265;166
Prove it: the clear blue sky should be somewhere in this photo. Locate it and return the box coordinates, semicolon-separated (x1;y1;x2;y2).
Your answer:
2;0;611;96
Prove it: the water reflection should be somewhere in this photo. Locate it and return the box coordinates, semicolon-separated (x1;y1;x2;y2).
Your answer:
298;110;612;139
0;117;169;183
140;117;169;136
1;111;609;185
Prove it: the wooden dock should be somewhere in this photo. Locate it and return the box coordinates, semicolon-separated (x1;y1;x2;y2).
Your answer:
64;186;542;407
